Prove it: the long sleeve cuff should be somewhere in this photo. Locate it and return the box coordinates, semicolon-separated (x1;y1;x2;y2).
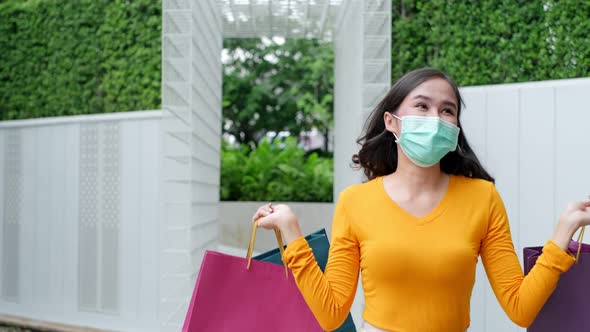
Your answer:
539;240;576;273
282;236;311;267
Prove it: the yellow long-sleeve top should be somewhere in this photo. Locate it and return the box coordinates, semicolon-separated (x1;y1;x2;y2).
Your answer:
282;175;576;332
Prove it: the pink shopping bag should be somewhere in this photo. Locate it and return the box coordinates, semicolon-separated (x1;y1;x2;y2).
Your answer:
182;226;323;332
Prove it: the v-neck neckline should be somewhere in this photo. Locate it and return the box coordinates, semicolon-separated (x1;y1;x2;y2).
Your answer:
378;174;456;225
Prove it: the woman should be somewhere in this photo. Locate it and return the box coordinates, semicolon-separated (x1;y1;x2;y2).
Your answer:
251;68;590;332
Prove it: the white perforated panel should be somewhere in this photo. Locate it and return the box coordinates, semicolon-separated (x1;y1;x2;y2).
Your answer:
78;122;120;313
100;123;120;312
2;129;21;301
362;0;391;111
79;124;99;310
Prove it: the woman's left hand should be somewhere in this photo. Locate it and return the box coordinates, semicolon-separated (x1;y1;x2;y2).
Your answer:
559;200;590;229
552;199;590;251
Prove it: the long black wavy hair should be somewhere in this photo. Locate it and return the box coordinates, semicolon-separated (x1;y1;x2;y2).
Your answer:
352;68;494;183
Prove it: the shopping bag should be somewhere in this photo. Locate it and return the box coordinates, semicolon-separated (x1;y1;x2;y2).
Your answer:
253;228;329;268
254;228;357;332
182;224;323;332
523;232;590;332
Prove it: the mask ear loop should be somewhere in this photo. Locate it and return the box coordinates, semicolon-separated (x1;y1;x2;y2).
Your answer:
457;144;464;155
390;113;401;142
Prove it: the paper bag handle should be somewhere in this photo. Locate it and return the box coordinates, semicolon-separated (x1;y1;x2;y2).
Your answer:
246;221;288;278
575;226;585;263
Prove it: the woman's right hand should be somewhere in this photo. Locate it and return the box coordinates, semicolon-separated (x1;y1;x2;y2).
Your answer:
252;203;303;244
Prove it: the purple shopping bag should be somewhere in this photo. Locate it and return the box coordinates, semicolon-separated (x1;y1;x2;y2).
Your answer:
523;240;590;332
182;226;323;332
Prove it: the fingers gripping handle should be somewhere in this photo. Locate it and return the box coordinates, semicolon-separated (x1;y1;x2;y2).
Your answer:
246;221;289;278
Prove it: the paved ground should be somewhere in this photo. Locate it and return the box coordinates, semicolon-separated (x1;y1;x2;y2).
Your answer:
0;325;50;332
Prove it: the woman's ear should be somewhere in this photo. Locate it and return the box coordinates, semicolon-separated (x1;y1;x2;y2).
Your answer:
383;112;399;136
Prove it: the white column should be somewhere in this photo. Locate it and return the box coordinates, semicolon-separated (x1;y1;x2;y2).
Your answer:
333;0;363;197
333;0;391;326
333;0;391;195
161;0;222;331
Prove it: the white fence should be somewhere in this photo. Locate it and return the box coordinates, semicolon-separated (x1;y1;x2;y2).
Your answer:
1;77;590;332
0;112;162;332
461;77;590;332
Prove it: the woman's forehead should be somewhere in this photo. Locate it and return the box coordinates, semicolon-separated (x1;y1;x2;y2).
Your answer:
406;78;458;106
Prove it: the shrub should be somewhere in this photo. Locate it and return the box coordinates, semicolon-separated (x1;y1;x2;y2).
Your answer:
220;138;333;202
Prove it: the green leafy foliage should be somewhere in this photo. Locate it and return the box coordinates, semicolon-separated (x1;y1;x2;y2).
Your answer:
391;0;590;85
0;0;161;120
2;1;588;119
222;38;334;149
221;137;333;202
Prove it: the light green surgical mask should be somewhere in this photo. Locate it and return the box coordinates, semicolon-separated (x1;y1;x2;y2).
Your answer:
392;114;460;167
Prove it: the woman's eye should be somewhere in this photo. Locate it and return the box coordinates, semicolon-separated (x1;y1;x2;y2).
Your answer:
416;103;428;110
443;108;455;115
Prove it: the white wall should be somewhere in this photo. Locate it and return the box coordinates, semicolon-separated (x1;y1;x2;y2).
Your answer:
0;112;161;332
461;77;590;332
219;201;334;252
333;74;590;331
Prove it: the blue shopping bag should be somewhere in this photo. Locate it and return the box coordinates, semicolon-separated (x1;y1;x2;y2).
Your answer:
254;229;357;332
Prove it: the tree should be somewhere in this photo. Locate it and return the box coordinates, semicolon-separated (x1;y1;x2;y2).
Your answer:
222;37;334;149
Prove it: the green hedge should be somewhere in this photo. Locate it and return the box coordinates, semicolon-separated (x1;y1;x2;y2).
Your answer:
221;138;333;202
392;0;590;86
0;0;161;120
2;0;589;120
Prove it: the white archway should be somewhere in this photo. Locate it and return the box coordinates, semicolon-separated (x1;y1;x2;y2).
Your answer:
161;1;390;330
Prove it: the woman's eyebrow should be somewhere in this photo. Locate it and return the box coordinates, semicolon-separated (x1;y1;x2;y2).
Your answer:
413;94;457;109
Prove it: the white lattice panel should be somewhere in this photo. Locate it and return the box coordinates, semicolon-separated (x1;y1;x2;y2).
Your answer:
163;82;190;108
163;11;192;34
363;36;389;60
361;0;391;111
220;0;345;39
163;59;190;82
362;83;390;108
364;59;390;83
363;12;389;35
163;35;190;58
365;0;388;11
164;0;190;10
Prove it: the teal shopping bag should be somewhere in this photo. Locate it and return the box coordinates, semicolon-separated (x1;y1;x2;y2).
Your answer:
254;229;357;332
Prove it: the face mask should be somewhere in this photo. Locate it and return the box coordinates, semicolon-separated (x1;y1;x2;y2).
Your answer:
391;114;460;167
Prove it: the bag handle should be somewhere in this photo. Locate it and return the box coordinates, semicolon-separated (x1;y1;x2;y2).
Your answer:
574;196;590;263
246;221;289;278
575;226;585;263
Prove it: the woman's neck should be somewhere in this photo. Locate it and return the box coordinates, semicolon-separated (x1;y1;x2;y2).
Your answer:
387;152;447;196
